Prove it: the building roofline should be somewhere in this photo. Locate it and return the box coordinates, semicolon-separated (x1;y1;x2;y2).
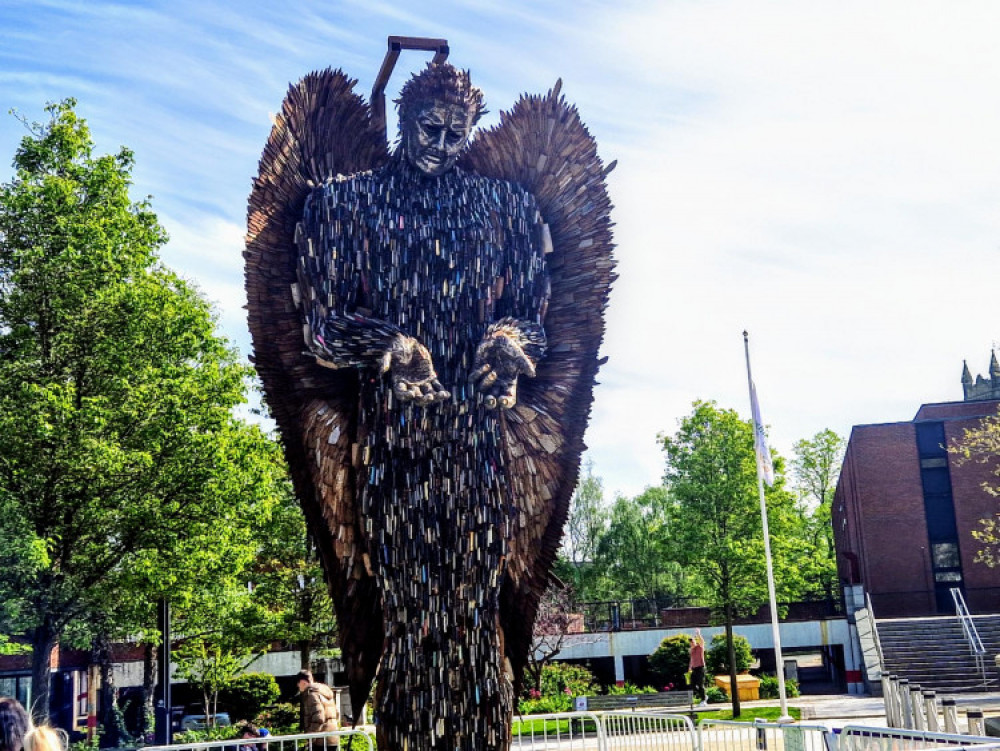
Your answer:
846;399;1000;432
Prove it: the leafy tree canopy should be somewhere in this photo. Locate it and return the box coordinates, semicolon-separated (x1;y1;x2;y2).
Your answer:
0;99;287;719
948;411;1000;566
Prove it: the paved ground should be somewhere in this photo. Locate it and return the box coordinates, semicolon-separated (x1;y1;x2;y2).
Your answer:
729;691;1000;730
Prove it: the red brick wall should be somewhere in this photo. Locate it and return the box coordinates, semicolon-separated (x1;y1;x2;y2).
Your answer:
835;400;1000;617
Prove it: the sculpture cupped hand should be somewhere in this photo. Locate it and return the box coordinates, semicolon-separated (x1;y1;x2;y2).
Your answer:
470;330;536;410
382;335;451;405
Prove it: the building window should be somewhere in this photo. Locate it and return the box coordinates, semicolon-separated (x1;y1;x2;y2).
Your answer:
934;571;963;583
932;542;960;569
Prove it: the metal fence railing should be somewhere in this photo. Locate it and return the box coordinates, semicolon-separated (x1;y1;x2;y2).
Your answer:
513;710;698;751
511;710;605;750
135;715;1000;751
142;730;373;751
576;597;843;633
838;725;1000;751
698;719;831;751
603;711;697;751
951;588;988;690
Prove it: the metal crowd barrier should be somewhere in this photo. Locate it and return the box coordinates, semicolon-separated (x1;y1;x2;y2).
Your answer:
142;730;373;751
512;710;605;749
603;711;697;751
698;719;831;751
837;725;1000;751
137;715;1000;751
512;710;698;750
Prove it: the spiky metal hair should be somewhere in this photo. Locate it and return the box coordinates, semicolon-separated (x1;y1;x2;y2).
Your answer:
395;62;487;134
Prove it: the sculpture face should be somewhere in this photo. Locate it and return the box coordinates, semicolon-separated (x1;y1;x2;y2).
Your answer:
402;100;475;176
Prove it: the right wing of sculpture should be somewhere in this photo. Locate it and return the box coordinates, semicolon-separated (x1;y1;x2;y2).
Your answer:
245;68;388;718
459;82;617;688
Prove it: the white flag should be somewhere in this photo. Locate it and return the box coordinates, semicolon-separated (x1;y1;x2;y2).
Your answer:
750;380;775;486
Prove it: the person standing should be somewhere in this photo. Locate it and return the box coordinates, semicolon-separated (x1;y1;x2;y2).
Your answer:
296;671;339;746
689;629;707;707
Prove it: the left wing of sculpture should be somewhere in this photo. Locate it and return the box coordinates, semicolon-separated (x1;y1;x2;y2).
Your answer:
459;81;616;689
245;68;388;718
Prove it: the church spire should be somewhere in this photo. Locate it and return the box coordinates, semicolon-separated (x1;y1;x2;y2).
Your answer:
991;350;1000;379
962;360;973;385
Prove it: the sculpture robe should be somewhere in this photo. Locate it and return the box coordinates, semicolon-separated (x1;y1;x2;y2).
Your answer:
294;153;549;749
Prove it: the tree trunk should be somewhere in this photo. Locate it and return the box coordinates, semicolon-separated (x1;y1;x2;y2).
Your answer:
30;623;57;723
95;633;124;748
724;602;741;718
298;639;312;671
298;585;313;670
140;643;157;742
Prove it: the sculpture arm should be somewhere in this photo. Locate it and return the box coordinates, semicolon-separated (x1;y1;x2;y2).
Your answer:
294;188;449;404
471;199;551;408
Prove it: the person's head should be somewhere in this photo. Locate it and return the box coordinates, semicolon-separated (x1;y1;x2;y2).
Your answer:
0;697;30;751
396;63;486;177
23;727;65;751
237;725;258;740
296;670;313;693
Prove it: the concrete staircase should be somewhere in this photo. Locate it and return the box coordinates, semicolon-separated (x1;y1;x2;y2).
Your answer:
876;615;1000;693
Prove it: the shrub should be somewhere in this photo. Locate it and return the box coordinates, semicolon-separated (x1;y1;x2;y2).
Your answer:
172;726;240;744
517;694;573;715
705;633;753;675
757;674;799;699
705;686;728;704
343;732;376;751
253;702;299;733
648;634;693;689
533;662;598;699
605;682;656;695
219;673;281;722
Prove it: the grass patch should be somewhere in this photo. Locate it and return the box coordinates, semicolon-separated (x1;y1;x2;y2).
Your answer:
699;706;802;722
513;717;599;736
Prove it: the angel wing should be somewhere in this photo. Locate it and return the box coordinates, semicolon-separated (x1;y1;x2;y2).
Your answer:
459;82;617;690
245;69;388;718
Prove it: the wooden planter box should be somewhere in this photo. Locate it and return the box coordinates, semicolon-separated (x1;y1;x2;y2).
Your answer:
713;674;760;702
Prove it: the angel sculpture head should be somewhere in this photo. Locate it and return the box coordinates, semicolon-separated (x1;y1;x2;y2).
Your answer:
396;63;486;176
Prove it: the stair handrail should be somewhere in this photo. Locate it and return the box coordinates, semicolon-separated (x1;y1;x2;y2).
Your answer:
865;592;886;674
950;587;987;688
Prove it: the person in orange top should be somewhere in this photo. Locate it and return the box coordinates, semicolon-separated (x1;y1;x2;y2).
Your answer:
689;629;707;706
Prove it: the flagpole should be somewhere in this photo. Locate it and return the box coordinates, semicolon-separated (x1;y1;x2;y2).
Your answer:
743;331;792;722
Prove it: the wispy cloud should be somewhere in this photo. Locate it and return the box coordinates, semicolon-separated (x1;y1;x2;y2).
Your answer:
2;0;998;499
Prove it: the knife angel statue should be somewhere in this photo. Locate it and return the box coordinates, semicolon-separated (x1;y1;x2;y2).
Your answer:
246;61;614;751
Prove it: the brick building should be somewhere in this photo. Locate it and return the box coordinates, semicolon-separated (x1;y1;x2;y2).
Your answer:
833;356;1000;618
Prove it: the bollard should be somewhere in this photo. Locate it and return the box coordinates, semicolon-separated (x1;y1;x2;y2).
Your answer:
898;679;913;729
967;707;985;736
883;675;898;728
910;684;925;730
892;675;904;728
923;691;939;732
942;698;959;734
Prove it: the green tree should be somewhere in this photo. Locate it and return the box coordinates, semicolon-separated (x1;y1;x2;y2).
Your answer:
791;430;844;597
595;486;685;606
659;401;798;716
560;461;608;598
0;100;283;720
245;486;337;670
948;411;1000;566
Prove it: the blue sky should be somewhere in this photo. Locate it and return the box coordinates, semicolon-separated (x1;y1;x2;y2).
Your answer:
3;0;1000;500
